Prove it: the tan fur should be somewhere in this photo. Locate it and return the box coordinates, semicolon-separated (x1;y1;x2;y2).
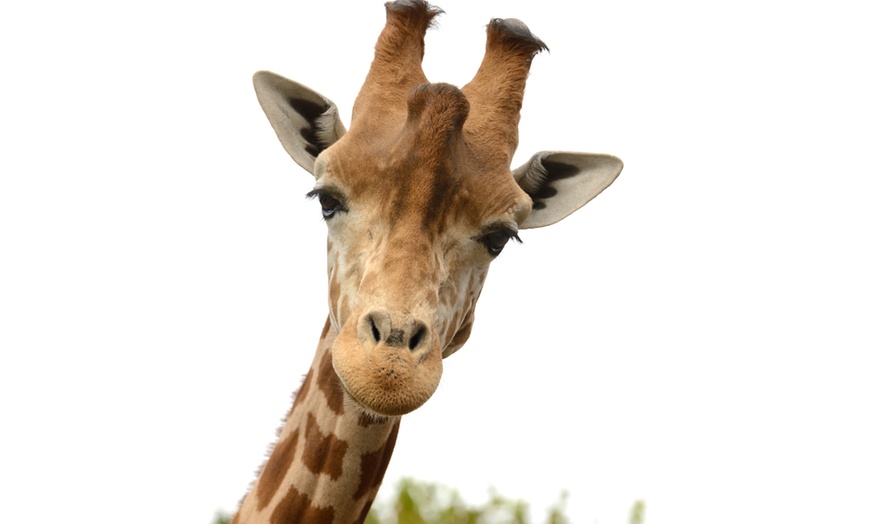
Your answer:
234;2;621;522
236;321;399;524
319;14;540;413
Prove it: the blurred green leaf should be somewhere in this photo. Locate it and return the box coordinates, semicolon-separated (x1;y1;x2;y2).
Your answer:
212;512;232;524
215;480;644;524
629;500;645;524
365;478;559;524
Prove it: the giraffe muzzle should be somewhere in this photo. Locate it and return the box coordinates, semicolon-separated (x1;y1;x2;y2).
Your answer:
331;310;443;416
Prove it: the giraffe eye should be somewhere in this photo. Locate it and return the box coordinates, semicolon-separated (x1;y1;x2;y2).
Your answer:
480;228;521;257
318;194;343;219
306;189;346;220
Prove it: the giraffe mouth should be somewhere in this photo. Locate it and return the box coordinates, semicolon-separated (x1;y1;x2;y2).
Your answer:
331;314;443;416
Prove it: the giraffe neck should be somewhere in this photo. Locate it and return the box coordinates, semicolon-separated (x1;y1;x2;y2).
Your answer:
233;319;401;524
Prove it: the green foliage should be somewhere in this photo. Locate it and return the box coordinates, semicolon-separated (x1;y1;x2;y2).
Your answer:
213;480;645;524
212;512;232;524
543;491;570;524
365;478;567;524
629;500;645;524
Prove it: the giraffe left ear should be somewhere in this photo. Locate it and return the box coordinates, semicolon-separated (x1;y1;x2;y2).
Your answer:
253;71;347;174
513;151;623;229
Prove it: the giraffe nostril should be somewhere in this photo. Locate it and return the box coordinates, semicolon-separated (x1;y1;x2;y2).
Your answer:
369;315;381;343
363;311;428;351
408;325;427;351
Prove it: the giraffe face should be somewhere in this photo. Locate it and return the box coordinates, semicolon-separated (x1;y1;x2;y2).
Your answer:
252;1;622;417
311;106;533;417
240;4;622;522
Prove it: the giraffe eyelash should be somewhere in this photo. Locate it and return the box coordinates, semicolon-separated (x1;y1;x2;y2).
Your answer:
476;225;522;257
306;188;347;219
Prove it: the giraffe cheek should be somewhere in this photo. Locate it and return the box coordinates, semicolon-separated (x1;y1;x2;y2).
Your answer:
443;312;474;358
328;265;356;328
328;288;351;329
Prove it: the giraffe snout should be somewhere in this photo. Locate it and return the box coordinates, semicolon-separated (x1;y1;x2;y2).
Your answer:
331;309;443;416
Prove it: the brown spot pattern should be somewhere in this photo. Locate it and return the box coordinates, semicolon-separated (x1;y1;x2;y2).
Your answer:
302;413;348;480
338;296;350;329
320;317;332;340
288;371;313;419
317;349;345;415
257;429;300;511
353;421;400;500
271;485;335;524
237;1;565;522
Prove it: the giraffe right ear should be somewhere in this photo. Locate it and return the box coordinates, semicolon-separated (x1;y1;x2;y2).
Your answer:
513;151;623;229
253;71;347;174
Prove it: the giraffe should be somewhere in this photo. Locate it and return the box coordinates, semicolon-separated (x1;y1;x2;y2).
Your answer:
233;1;622;522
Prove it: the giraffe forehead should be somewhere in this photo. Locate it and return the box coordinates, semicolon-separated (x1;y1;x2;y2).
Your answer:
372;169;518;240
321;146;526;236
319;80;526;229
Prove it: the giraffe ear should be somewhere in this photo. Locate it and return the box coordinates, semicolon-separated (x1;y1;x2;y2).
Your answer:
513;151;623;229
253;71;347;174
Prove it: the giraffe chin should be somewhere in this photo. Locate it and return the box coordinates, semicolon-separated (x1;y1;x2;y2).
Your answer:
332;321;443;417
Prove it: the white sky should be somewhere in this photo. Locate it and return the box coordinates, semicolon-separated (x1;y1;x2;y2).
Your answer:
2;1;868;523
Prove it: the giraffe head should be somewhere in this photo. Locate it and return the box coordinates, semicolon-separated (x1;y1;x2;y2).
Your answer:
253;0;622;417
